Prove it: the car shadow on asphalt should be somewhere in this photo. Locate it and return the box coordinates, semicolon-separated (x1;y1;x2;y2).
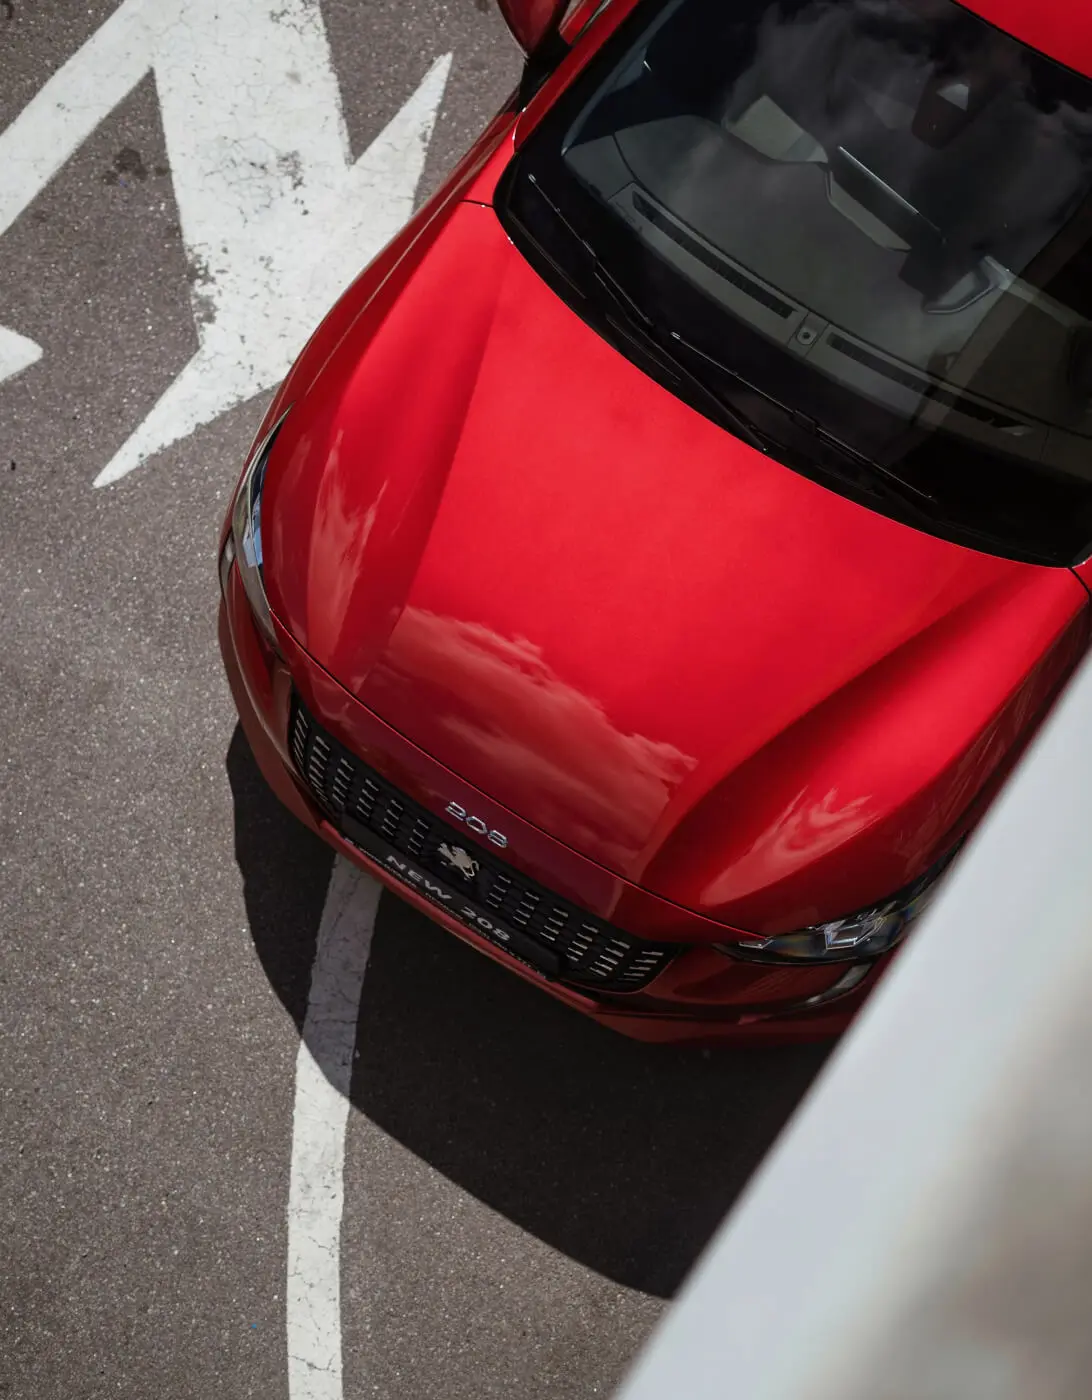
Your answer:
228;724;831;1299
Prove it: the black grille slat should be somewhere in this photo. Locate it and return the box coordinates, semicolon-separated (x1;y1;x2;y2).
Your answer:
379;799;404;841
306;734;331;799
482;871;511;910
509;891;540;928
407;818;429;857
288;697;678;993
330;757;353;811
352;775;381;823
291;710;309;770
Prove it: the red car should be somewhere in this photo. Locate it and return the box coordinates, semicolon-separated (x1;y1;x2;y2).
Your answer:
220;0;1092;1043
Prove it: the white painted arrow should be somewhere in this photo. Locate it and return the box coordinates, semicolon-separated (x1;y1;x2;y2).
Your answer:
0;0;451;487
0;325;43;388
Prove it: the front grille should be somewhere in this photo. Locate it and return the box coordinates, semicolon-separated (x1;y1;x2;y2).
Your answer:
289;697;677;993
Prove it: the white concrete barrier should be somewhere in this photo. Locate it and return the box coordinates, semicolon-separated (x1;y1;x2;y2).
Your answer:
617;651;1092;1400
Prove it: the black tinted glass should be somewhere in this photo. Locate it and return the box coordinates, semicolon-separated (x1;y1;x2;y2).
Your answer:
500;0;1092;564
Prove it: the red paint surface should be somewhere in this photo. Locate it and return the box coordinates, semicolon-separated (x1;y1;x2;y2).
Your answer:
959;0;1092;77
222;0;1092;1038
263;201;1088;936
220;577;866;1043
496;0;568;53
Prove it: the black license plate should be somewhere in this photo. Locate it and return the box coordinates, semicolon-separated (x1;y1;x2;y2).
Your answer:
340;813;561;979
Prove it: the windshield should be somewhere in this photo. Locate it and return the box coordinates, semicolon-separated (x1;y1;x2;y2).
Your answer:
497;0;1092;565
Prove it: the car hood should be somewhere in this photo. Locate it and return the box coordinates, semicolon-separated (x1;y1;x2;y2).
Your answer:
264;201;1087;932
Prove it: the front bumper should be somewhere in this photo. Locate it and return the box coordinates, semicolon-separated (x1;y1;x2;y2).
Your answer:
219;562;881;1044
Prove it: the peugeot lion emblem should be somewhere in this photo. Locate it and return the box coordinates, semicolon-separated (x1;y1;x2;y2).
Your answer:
438;842;479;882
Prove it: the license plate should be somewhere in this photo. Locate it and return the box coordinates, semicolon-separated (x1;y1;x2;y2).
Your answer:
340;814;560;978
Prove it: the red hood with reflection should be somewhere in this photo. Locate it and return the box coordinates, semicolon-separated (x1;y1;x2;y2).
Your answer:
262;200;1087;933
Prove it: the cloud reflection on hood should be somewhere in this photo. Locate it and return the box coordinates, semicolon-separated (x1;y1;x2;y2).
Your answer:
365;609;698;870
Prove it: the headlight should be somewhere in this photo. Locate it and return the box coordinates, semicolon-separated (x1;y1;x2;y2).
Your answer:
223;410;289;647
717;847;960;965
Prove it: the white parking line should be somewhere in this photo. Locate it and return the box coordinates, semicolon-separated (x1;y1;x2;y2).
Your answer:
287;857;382;1400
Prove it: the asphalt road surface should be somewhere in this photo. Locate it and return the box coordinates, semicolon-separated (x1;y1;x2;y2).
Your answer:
0;4;831;1397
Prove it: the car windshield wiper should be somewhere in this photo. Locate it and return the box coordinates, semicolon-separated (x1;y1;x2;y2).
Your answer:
523;176;954;507
520;173;1017;553
669;328;1026;555
524;175;772;455
666;328;951;520
592;264;773;455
